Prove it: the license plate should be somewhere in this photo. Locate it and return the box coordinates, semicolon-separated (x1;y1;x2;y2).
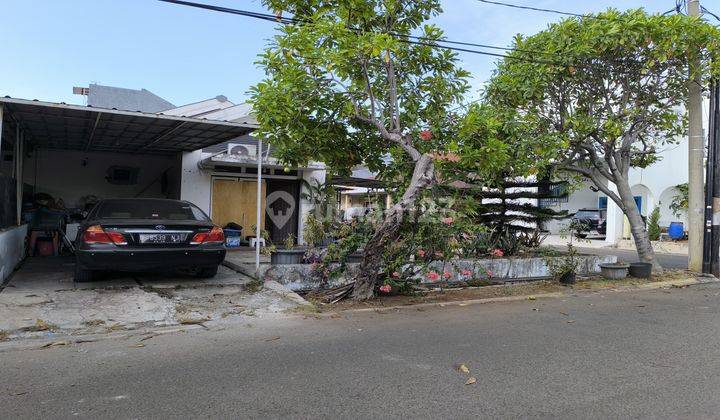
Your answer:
139;233;186;244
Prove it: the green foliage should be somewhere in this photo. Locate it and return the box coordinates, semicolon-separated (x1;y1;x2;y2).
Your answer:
301;178;337;222
670;183;689;218
302;213;326;247
647;206;661;241
283;233;296;249
544;244;581;278
485;9;720;196
250;0;470;182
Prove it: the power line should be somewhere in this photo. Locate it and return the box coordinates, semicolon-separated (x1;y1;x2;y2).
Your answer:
701;6;720;22
157;0;559;64
476;0;585;18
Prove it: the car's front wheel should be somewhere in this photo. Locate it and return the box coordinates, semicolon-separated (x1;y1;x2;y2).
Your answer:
196;265;219;278
74;264;96;282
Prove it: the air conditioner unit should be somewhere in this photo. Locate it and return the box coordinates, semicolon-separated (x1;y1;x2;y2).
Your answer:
227;143;257;157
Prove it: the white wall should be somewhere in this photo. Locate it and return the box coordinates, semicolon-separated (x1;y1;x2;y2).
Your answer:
180;150;213;214
0;224;27;282
24;149;178;208
298;169;325;245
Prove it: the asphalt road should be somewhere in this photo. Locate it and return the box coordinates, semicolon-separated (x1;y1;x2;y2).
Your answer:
3;283;720;419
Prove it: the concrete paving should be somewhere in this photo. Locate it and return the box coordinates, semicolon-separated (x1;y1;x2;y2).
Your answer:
0;256;308;337
2;283;720;418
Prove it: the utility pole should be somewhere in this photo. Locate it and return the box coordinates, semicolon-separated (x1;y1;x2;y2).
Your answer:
688;0;705;272
703;80;715;274
711;82;720;277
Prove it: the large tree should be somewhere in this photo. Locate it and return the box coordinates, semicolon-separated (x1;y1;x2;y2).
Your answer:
250;1;469;299
485;9;720;269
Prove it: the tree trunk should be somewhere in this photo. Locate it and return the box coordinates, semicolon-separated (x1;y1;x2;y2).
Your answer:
352;154;435;300
614;176;663;272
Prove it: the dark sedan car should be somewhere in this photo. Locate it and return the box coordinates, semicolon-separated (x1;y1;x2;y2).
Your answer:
74;198;225;282
571;208;607;238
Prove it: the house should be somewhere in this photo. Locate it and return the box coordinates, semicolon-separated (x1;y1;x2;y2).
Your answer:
542;135;693;244
0;85;256;281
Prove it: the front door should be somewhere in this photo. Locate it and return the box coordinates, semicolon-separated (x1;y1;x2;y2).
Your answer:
211;178;266;236
265;179;300;244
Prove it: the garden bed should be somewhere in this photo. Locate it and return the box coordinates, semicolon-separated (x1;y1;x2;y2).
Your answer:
261;253;617;291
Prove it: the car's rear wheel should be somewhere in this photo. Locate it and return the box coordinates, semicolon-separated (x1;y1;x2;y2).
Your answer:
74;264;96;282
196;265;219;278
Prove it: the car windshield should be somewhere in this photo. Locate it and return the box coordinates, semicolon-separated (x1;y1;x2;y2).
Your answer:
95;200;209;221
574;210;600;219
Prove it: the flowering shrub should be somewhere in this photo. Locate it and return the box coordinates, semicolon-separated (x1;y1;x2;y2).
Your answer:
490;248;504;258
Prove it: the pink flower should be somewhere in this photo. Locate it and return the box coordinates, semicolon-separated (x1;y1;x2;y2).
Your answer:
443;272;452;279
379;284;392;293
461;269;473;277
427;271;440;281
441;217;454;225
420;130;433;141
392;271;400;278
434;251;444;258
418;249;426;258
490;248;504;258
444;152;461;163
485;269;493;278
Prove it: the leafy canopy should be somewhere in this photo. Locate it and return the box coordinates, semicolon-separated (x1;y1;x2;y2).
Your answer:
484;9;720;182
250;0;470;180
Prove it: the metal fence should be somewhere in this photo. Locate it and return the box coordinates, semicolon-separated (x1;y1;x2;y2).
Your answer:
0;175;17;228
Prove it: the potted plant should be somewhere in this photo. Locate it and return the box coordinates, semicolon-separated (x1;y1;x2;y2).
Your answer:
270;233;305;265
544;244;581;284
599;261;630;280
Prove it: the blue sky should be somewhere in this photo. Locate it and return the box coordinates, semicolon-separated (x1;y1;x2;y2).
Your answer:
0;0;714;107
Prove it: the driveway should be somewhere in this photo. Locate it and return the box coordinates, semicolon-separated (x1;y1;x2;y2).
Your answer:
2;283;720;418
0;256;307;337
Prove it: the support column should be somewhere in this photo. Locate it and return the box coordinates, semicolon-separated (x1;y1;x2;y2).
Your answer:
0;104;4;164
605;184;624;246
16;129;23;225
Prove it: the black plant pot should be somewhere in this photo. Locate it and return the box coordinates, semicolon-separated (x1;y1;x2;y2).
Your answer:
270;249;306;265
559;271;576;285
628;262;652;278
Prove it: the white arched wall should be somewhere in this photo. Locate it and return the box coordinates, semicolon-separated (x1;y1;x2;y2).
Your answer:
657;186;687;228
630;184;653;216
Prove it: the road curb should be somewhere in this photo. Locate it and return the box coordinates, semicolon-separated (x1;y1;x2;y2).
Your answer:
316;276;714;316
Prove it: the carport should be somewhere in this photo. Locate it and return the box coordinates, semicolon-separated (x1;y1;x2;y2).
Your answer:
0;96;255;280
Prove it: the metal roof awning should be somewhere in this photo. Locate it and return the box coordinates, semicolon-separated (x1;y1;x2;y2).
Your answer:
0;96;257;155
328;175;385;189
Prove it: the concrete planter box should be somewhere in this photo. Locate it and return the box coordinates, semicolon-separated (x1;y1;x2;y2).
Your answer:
260;254;617;291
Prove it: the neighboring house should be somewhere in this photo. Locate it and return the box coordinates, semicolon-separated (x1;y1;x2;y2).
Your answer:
76;83;176;112
542;136;693;244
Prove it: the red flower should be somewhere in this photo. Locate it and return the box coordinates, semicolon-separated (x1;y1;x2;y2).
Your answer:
379;284;392;293
441;217;454;225
443;271;452;279
490;248;504;257
392;271;400;278
427;271;440;281
461;269;473;277
485;269;493;278
420;130;433;141
418;249;426;258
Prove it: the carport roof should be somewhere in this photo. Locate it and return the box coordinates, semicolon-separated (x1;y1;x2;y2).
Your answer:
0;96;258;155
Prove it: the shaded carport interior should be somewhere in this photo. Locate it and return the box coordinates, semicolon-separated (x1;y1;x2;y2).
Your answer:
0;96;256;283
